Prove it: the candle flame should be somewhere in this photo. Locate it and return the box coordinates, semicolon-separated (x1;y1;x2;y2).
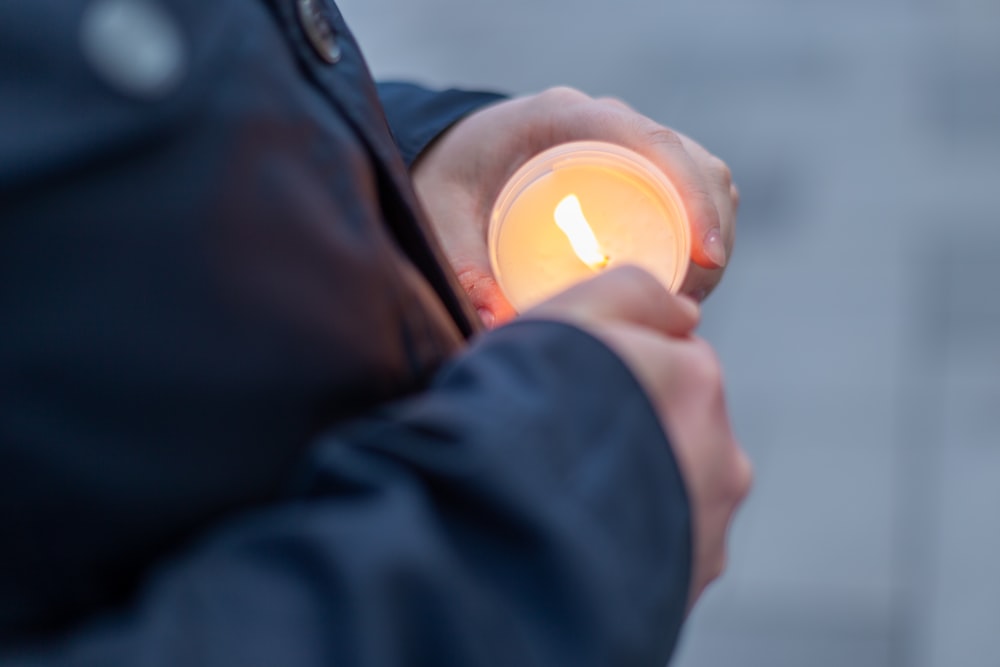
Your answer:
554;195;608;270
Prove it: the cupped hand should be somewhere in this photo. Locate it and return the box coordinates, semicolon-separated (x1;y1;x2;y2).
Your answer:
412;87;739;327
523;265;752;610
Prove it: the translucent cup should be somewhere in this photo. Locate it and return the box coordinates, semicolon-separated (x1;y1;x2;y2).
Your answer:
489;141;691;312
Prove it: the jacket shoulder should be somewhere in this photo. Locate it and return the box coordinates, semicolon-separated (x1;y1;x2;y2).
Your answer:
0;0;237;192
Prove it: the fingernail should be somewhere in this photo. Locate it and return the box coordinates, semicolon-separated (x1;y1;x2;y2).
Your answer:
477;308;496;328
703;228;727;268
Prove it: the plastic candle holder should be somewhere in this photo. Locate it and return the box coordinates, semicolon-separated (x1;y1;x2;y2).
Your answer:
488;141;691;312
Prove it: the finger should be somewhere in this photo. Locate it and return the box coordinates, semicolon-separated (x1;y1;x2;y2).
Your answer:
528;265;700;337
676;156;728;301
453;264;517;328
679;268;717;303
671;136;736;301
678;134;736;253
414;179;517;328
635;124;727;270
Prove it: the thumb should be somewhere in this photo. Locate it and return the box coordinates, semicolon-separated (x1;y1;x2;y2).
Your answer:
526;265;701;337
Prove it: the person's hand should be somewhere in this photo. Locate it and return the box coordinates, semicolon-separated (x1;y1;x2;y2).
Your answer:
412;87;739;327
523;266;752;609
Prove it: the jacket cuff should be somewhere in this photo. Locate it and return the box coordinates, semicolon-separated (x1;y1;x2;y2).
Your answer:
376;81;507;167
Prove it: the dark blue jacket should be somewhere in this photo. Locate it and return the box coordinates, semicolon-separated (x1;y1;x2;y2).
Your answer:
0;0;692;664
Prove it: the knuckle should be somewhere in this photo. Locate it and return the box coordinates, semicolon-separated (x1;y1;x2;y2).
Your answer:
643;125;683;151
611;265;668;303
730;445;754;503
614;264;658;288
692;360;723;395
711;157;733;184
572;103;623;136
687;339;724;387
597;96;632;111
541;86;589;105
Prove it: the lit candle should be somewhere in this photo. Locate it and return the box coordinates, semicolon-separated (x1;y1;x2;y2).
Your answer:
489;141;691;312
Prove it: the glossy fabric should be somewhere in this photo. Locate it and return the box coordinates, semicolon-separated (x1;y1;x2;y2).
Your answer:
0;1;692;664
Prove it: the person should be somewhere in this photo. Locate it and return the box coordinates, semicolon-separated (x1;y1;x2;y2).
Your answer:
0;0;751;665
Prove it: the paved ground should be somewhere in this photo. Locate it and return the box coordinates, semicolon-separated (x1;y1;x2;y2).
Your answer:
337;1;1000;665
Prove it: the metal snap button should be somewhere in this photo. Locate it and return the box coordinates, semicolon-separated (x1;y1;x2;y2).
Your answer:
296;0;341;64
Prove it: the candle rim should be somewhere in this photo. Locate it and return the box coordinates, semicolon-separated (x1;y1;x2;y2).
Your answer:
488;140;692;308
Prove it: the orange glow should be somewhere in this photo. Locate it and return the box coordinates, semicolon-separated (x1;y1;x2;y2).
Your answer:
554;195;609;270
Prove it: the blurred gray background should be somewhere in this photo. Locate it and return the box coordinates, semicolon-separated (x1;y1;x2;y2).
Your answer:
337;1;1000;665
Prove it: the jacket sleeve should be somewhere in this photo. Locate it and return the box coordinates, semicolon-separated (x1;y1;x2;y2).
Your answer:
7;321;692;667
376;81;507;167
